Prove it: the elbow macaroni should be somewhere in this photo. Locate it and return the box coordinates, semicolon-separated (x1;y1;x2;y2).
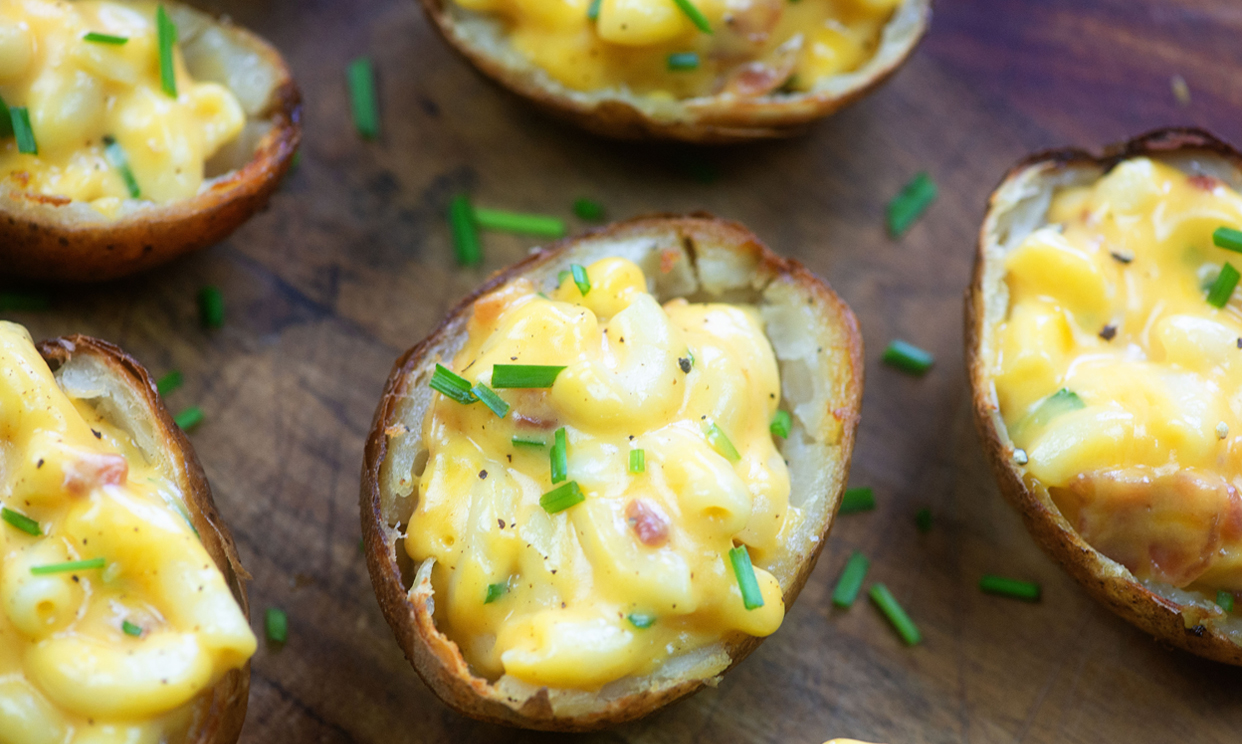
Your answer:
0;322;255;743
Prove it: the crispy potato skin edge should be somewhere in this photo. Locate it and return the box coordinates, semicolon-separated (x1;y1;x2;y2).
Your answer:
34;335;253;742
415;0;931;143
0;12;303;283
966;127;1242;666
360;214;864;730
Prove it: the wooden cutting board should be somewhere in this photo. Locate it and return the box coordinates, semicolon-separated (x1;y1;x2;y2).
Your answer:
7;0;1242;741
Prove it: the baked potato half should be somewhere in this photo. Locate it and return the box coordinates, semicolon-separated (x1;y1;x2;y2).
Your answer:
0;1;301;283
0;326;254;742
418;0;931;142
967;128;1242;665
361;215;863;729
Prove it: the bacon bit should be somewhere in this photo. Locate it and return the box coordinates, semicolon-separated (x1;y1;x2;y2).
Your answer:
63;453;129;494
9;171;30;187
513;411;556;430
1187;175;1222;192
723;0;783;44
659;249;680;274
384;424;411;438
25;192;71;206
625;499;670;547
722;35;803;98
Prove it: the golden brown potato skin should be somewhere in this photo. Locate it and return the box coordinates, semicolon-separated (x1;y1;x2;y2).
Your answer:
0;10;302;284
417;0;931;143
966;128;1242;666
35;335;253;742
361;215;864;730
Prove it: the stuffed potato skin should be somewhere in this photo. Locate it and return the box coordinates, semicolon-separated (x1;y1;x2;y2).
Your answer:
966;128;1242;667
361;215;864;730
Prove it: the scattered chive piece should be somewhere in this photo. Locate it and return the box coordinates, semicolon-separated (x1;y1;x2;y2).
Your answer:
979;575;1042;602
174;406;204;430
31;557;106;575
1213;227;1242;253
473;208;566;238
471;382;510;418
870;583;921;645
484;581;508;604
265;607;288;643
667;52;700;71
121;620;143;637
1218;590;1235;613
0;291;49;312
429;364;477;404
883;339;934;375
540;481;585;514
1024;388;1085;432
156;5;177;98
832;552;870;608
1207;262;1240;308
84;32;128;45
11;107;36;154
705;423;741;463
573;198;605;221
2;507;40;536
887;172;937;237
587;0;602;20
512;435;547;448
770;410;792;439
570;264;591;296
102;136;141;198
840;487;875;514
671;0;712;33
550;427;568;484
627;613;656;629
198;286;224;329
347;56;380;140
729;545;764;610
156;370;183;397
491;364;566;388
914;508;933;534
449;194;482;267
0;95;12;138
629;449;645;474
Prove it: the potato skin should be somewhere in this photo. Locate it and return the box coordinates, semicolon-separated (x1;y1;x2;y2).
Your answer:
361;215;864;730
416;0;931;143
34;335;253;743
0;8;302;284
966;128;1242;666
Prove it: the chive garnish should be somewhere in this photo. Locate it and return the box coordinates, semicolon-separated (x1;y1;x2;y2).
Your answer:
347;57;380;140
265;607;288;643
887;172;937;237
10;107;36;154
1208;262;1240;308
870;583;921;645
979;575;1042;602
832;552;870;608
484;581;508;604
156;5;178;98
667;52;700;71
102;136;140;198
629;449;645;474
1024;388;1085;431
550;427;568;484
570;264;591;296
174;406;204;430
729;545;764;610
121;620;143;637
882;339;934;375
840;487;875;514
2;507;40;536
471;382;509;418
198;286;224;329
512;435;547;448
429;364;477;404
770;410;791;439
473;208;567;238
156;370;183;397
671;0;712;33
915;508;933;533
557;269;571;287
705;422;741;463
1214;227;1242;253
0;291;50;311
587;0;602;20
491;364;566;388
0;95;12;138
449;194;482;267
1218;590;1235;613
627;613;656;629
573;198;605;221
84;32;129;45
540;481;585;514
31;557;106;575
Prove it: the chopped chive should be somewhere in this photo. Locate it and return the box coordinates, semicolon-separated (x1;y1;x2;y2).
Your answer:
573;198;605;221
473;208;566;238
484;581;508;604
121;620;143;637
0;291;49;312
174;406;204;430
840;487;875;514
770;410;792;439
429;364;477;405
1213;227;1242;253
102;136;141;198
629;449;645;474
1024;388;1085;431
471;382;510;418
31;557;106;575
832;552;870;608
915;507;933;533
347;57;379;140
10;107;36;154
84;32;129;45
491;364;566;388
1207;262;1240;308
882;339;934;375
550;427;568;484
156;370;183;397
705;423;741;463
667;52;700;71
979;575;1041;602
557;269;571;286
198;286;224;329
570;264;591;296
729;545;764;610
870;583;921;645
512;435;547;448
156;5;177;98
2;507;40;536
265;607;288;643
587;0;602;20
1218;590;1235;613
540;481;585;514
627;613;656;629
671;0;712;33
0;95;11;138
449;194;482;267
887;172;937;237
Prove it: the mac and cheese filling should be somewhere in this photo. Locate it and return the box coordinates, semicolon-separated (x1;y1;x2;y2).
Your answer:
994;158;1242;596
453;0;902;99
0;322;256;742
407;258;792;691
0;0;245;216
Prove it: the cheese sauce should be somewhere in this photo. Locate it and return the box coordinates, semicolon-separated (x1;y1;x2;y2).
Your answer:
0;0;245;216
0;322;256;743
407;258;792;690
994;158;1242;596
454;0;902;98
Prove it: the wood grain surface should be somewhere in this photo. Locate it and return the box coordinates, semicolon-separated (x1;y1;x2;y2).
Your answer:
6;0;1242;742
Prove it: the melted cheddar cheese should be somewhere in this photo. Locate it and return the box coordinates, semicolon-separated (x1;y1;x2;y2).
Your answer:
455;0;902;98
0;322;256;743
0;0;245;216
994;158;1242;596
407;258;792;690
